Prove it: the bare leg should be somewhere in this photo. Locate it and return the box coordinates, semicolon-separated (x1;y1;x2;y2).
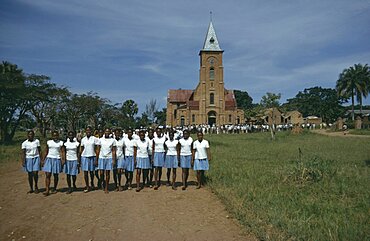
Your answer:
99;170;105;190
136;169;142;192
172;168;177;190
53;174;59;192
143;169;149;187
27;172;34;193
33;171;39;193
89;171;95;189
196;171;201;189
166;168;171;186
113;168;118;191
66;174;72;194
72;175;77;189
104;170;110;193
154;167;159;189
117;169;123;191
44;172;51;196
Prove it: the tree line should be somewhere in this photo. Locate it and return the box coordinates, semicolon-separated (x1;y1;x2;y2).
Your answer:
0;61;166;143
235;63;370;123
1;61;369;143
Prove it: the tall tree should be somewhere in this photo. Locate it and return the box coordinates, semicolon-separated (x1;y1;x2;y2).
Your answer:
284;86;345;123
0;61;30;143
28;74;71;137
234;90;253;118
154;108;167;126
144;99;158;124
120;99;138;129
336;63;370;120
260;92;281;108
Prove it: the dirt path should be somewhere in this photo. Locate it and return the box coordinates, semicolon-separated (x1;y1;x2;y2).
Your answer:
0;162;254;241
311;129;370;138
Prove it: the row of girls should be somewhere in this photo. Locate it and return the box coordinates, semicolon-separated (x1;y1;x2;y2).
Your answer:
21;126;211;196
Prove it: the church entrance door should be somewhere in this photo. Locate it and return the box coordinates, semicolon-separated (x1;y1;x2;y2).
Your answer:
208;111;217;126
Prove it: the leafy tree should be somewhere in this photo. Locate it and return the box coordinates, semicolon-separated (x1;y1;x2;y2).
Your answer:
284;86;345;123
136;113;150;128
260;92;281;108
234;90;253;111
0;61;31;143
144;99;158;124
120;99;138;129
28;75;71;137
336;63;370;120
154;108;167;126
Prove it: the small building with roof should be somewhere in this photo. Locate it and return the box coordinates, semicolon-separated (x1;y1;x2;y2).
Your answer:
166;20;244;126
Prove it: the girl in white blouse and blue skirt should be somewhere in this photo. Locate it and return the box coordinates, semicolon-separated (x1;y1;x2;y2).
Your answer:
164;131;179;190
178;129;193;190
21;130;41;194
134;130;151;192
192;131;211;189
42;130;64;196
96;127;116;194
63;131;80;194
152;128;166;190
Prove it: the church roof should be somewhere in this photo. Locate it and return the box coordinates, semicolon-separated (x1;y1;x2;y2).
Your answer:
168;89;193;102
202;21;222;51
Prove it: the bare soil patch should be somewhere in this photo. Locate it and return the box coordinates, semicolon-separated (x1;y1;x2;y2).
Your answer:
0;162;255;241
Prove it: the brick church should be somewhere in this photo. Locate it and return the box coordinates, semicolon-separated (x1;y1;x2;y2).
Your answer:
166;20;244;127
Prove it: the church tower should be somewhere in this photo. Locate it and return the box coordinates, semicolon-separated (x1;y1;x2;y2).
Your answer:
195;20;225;125
166;19;244;127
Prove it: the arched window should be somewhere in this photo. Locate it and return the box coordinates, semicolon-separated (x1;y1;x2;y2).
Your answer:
180;116;185;126
229;115;232;123
192;114;195;123
210;93;214;105
209;67;215;80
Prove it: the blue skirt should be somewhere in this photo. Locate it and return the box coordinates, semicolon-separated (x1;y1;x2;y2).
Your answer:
136;157;151;169
164;155;178;168
98;158;113;171
64;160;78;176
24;157;41;172
153;152;165;167
193;159;209;171
125;156;134;172
180;155;192;168
81;156;95;171
43;157;62;174
117;156;125;169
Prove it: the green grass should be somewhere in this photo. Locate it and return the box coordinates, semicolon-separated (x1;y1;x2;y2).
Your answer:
206;132;370;241
349;129;370;136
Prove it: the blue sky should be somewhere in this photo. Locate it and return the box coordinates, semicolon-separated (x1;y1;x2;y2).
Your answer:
1;0;370;112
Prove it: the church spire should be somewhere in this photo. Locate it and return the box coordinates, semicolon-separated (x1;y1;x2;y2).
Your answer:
202;18;222;51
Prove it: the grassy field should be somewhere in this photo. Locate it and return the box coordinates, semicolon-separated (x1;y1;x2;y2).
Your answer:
207;131;369;241
2;131;369;240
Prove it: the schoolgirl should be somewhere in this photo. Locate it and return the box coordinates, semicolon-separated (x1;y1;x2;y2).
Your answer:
133;130;151;192
115;128;125;191
21;130;41;194
152;128;166;190
79;126;99;192
192;131;211;189
178;129;193;190
145;128;154;188
42;130;64;196
96;127;116;194
123;129;135;190
63;131;80;194
164;131;179;190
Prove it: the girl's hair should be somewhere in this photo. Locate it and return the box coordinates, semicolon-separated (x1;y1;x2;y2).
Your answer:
86;126;92;130
197;130;203;135
138;130;146;135
27;129;34;135
68;130;75;136
183;129;189;134
52;130;59;135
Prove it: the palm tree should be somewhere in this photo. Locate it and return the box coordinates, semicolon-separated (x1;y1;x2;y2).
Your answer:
336;63;370;120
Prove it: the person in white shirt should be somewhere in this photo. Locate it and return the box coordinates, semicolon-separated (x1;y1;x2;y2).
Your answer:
21;130;41;194
145;129;155;188
164;131;179;190
123;129;135;190
152;128;166;190
192;131;211;189
114;128;125;191
42;130;64;196
96;127;116;194
79;126;100;193
133;130;151;192
178;129;193;190
63;131;80;194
